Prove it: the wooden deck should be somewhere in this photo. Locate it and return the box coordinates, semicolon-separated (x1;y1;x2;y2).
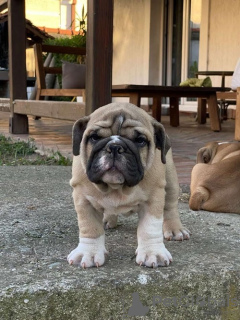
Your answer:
0;110;236;185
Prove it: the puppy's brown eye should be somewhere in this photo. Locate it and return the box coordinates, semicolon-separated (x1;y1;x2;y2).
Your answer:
89;133;101;143
135;136;147;147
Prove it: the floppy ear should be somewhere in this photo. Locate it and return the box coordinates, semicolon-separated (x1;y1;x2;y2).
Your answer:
72;116;90;156
152;120;171;164
196;147;212;164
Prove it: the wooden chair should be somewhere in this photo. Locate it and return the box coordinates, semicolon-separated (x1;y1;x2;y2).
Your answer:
195;71;235;120
34;43;86;100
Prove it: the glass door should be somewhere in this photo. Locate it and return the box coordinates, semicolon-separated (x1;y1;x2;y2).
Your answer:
172;0;183;86
182;0;202;103
159;0;201;104
188;0;201;78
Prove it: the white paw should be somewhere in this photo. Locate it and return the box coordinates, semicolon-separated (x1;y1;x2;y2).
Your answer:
163;220;191;241
164;227;191;241
136;243;172;268
67;235;108;268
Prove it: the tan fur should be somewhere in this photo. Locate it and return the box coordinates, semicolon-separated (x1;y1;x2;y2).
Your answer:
68;102;190;268
190;141;240;213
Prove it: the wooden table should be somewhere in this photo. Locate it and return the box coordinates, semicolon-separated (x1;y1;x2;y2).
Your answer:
112;84;230;131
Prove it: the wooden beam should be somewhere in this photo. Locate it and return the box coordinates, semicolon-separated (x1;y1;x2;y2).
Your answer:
235;88;240;140
86;0;113;114
40;89;84;97
8;0;29;133
14;100;85;121
41;44;86;55
217;91;237;100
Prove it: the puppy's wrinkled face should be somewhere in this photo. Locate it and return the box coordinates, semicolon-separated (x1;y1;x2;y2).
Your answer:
84;114;151;187
73;103;169;188
72;103;168;189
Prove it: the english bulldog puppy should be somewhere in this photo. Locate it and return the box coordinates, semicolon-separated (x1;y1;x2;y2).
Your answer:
190;141;240;213
68;102;190;268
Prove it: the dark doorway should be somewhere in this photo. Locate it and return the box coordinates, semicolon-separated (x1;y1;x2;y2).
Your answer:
172;0;183;86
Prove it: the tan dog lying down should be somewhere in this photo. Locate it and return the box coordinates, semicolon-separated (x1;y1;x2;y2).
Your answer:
189;141;240;213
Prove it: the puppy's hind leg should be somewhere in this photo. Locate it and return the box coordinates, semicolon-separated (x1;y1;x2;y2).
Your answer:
103;212;118;229
163;149;191;241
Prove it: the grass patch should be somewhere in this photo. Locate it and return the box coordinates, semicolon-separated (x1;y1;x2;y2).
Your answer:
0;134;72;166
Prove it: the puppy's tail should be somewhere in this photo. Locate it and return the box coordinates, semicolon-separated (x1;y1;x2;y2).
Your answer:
189;186;210;211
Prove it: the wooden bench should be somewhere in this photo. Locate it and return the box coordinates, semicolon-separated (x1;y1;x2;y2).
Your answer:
34;43;86;100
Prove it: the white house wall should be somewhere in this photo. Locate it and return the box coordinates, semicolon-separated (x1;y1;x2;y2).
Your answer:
112;0;151;85
199;0;240;87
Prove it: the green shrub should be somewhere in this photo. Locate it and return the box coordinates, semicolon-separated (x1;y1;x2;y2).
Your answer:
42;34;86;101
44;34;86;65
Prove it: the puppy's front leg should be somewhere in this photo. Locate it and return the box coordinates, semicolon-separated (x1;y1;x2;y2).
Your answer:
163;149;190;241
67;198;107;268
136;204;172;268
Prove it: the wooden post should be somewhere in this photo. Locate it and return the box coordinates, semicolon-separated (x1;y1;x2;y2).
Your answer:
206;94;221;132
86;0;113;114
169;97;180;127
8;0;29;133
197;98;207;124
152;97;162;122
235;88;240;140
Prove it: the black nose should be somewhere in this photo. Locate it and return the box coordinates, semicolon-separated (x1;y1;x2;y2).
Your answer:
106;143;124;155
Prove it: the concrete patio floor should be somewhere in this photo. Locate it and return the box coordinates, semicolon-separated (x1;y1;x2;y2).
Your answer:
0;110;239;319
1;166;240;319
